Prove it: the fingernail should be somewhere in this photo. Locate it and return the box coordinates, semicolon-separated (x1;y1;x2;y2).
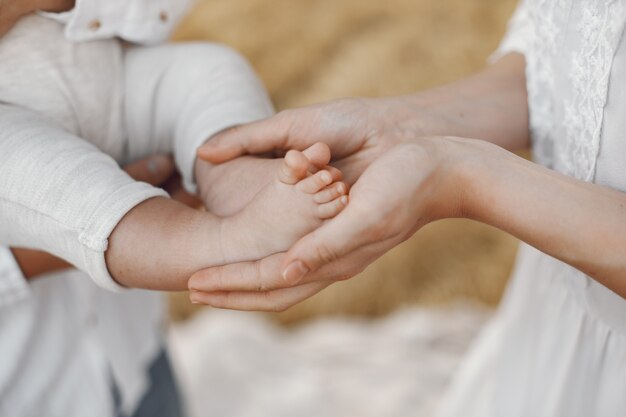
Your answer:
282;261;309;284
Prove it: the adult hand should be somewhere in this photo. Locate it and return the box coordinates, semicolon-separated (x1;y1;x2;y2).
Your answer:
188;137;465;311
0;0;28;37
197;97;425;185
0;0;75;37
13;154;199;280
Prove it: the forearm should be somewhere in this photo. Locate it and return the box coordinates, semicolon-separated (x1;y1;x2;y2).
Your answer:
105;197;226;291
455;138;626;296
399;53;529;151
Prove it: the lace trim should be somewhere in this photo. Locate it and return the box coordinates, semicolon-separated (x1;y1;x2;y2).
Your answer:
524;0;563;170
508;0;626;181
562;1;626;181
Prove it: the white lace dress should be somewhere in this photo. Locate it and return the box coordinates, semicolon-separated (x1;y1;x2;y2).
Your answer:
436;1;626;416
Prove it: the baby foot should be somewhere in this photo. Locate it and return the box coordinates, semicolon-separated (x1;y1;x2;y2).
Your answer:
219;144;348;263
197;143;338;217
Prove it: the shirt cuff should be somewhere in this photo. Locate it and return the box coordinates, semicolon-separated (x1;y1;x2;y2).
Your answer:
0;247;30;308
177;107;274;195
77;182;169;292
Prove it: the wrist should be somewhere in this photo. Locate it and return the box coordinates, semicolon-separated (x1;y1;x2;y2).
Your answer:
405;136;491;222
441;137;508;222
390;93;451;138
106;197;222;290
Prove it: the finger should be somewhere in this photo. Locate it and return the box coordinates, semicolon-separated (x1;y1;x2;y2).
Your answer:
189;241;387;293
197;113;293;163
281;204;374;285
188;253;287;293
123;154;175;185
314;182;348;204
189;281;332;312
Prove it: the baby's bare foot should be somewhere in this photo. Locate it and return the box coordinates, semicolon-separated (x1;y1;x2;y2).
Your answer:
197;143;340;216
220;144;348;263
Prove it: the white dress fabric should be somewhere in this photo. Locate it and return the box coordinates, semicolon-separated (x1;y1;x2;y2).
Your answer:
436;1;626;416
0;2;273;416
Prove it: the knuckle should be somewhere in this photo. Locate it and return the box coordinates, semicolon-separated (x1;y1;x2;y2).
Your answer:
314;242;338;265
255;263;267;292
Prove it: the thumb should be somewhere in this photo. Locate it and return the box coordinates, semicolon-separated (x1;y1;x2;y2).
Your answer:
197;113;294;164
281;205;372;285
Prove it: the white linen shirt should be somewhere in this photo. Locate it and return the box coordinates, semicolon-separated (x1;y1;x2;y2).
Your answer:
0;0;272;415
0;3;189;415
40;0;193;44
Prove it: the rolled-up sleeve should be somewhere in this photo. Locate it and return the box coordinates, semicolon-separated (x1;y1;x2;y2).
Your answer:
490;0;533;62
123;43;275;194
0;104;168;292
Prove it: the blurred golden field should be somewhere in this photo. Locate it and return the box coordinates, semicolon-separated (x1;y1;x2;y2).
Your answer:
170;0;521;324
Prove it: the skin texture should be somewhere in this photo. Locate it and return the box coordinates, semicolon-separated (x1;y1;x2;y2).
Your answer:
11;154;201;280
187;52;626;310
105;144;347;291
0;0;75;37
0;4;350;291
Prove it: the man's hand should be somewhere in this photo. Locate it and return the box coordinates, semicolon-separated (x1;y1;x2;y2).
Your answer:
188;138;464;311
197;98;421;185
12;154;199;280
0;0;29;37
0;0;74;37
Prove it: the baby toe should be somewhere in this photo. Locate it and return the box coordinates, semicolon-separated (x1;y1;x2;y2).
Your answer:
318;195;349;219
314;182;348;204
302;142;331;168
326;166;343;182
296;170;334;194
278;150;309;185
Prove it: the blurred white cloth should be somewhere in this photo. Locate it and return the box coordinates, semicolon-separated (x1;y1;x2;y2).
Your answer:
437;2;626;416
168;304;491;417
0;7;272;417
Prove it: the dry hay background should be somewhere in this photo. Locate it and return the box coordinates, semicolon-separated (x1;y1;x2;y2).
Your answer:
170;0;521;325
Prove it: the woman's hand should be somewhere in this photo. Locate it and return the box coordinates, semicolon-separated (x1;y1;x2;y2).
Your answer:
198;54;530;187
188;137;465;310
192;134;626;307
12;154;200;280
198;98;423;185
